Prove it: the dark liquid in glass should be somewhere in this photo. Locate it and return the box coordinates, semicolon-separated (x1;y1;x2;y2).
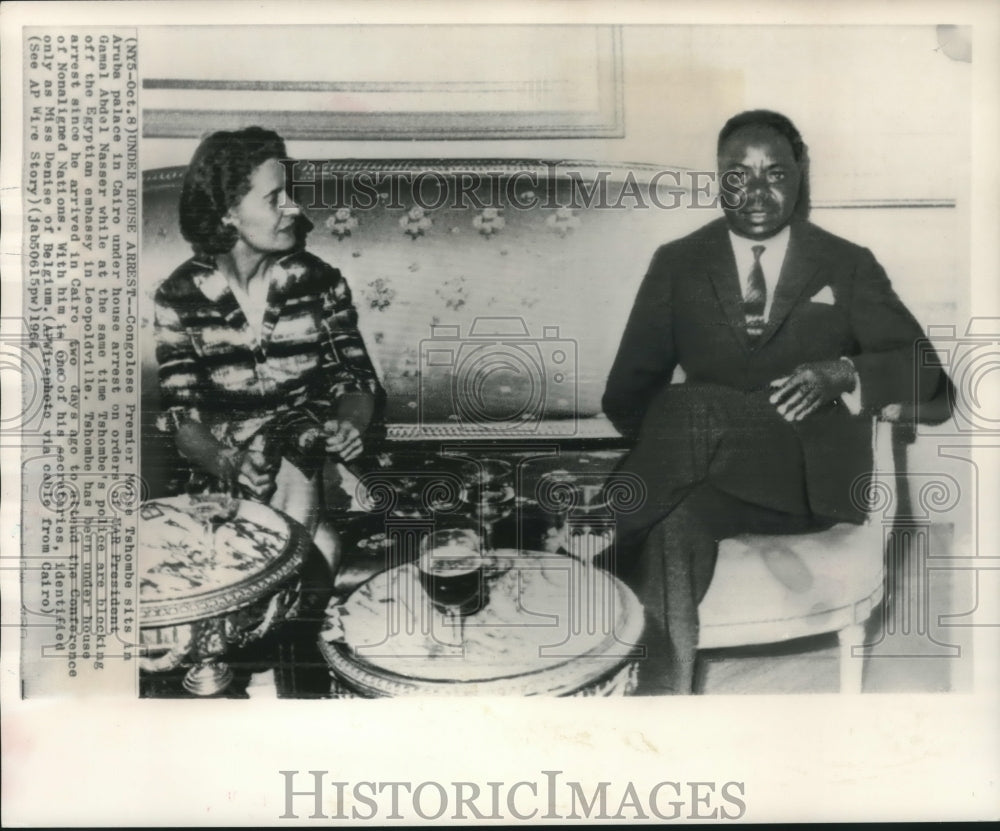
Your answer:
419;564;485;616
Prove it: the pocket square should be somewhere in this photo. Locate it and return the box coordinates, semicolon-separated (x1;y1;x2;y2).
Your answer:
809;286;836;305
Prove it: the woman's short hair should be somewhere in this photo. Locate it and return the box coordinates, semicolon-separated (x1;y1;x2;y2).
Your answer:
717;109;811;221
179;126;288;256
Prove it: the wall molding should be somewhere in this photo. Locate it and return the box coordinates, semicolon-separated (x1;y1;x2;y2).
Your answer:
142;27;624;141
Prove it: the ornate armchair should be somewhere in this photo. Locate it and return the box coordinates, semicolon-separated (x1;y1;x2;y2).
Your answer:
696;418;892;693
697;378;954;694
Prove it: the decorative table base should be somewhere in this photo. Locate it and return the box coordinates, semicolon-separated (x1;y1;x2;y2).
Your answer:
139;495;310;696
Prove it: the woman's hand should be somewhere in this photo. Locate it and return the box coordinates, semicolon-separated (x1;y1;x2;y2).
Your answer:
323;419;363;462
177;421;282;502
239;448;280;502
217;442;279;502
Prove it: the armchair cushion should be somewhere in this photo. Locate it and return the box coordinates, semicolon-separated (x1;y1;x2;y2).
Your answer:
698;521;885;649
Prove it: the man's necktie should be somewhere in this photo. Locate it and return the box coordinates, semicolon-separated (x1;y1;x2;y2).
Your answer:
744;245;766;338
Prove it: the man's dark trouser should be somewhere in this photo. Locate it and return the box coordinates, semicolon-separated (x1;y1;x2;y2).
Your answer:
608;384;833;695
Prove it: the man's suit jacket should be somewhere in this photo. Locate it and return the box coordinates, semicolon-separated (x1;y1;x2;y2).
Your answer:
602;217;943;523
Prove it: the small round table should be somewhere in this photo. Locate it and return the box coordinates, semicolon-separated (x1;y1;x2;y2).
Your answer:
139;494;311;695
318;550;644;697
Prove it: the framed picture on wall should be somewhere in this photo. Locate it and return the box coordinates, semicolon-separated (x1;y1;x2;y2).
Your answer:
141;25;624;140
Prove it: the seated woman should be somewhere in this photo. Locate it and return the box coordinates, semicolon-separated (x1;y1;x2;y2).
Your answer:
153;126;385;578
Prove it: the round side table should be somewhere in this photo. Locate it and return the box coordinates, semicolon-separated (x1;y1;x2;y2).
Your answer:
139;494;310;695
318;550;644;697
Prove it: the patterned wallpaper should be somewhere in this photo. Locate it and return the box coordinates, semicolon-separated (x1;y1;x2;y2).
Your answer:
140;160;705;436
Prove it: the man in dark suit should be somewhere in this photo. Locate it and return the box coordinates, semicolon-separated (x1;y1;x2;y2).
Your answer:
602;109;943;694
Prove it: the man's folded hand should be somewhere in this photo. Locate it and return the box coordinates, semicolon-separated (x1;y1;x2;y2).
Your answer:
769;359;857;422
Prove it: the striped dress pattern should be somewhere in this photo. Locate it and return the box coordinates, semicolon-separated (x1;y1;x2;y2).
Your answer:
154;249;385;491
